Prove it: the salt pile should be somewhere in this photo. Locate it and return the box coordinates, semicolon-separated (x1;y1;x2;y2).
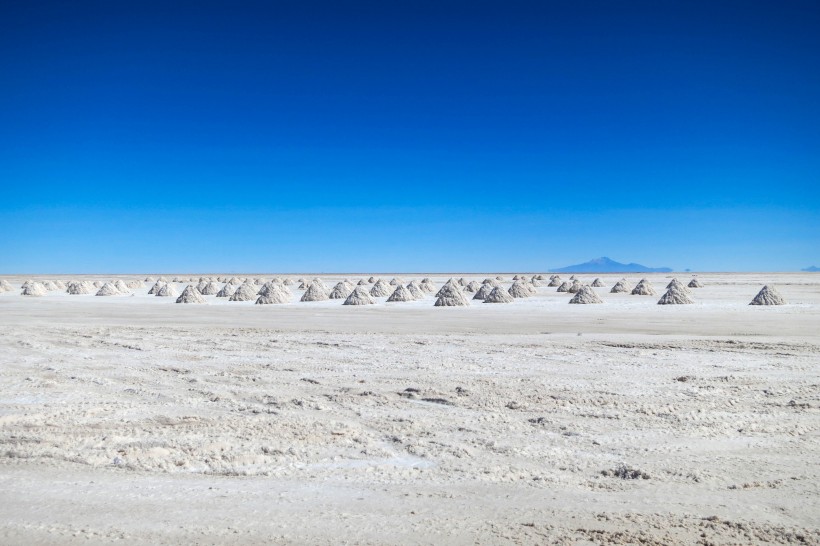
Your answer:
43;280;59;291
610;279;630;293
435;279;458;297
482;278;500;287
569;286;603;304
66;281;94;295
301;282;329;302
569;275;577;280
176;285;206;304
147;281;164;295
434;283;469;307
343;286;375;305
406;281;425;299
464;281;480;293
357;279;368;286
750;285;786;305
144;276;155;282
631;279;656;296
658;287;694;305
484;286;513;303
420;278;436;293
92;281;103;288
126;279;143;289
256;282;290;304
688;278;703;288
230;283;259;302
370;279;392;297
387;284;414;302
329;282;353;299
508;281;533;298
114;280;130;293
156;283;178;297
95;282;120;296
22;282;48;296
591;278;605;287
666;279;691;294
200;281;221;295
567;280;583;294
389;277;405;286
367;276;376;284
216;283;237;298
473;283;494;300
283;278;295;286
556;281;571;292
0;279;14;292
530;277;542;287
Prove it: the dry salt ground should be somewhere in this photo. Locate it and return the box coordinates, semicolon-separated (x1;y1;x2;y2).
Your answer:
0;272;818;544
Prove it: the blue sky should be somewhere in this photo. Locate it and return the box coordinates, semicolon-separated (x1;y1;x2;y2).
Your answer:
1;1;818;273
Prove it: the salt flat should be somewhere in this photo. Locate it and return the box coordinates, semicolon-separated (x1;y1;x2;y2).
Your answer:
0;273;818;544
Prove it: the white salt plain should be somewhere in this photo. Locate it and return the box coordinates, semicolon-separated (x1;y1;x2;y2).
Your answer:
0;272;818;544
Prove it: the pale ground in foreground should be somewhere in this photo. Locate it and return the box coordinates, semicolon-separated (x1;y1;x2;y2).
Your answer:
0;273;818;545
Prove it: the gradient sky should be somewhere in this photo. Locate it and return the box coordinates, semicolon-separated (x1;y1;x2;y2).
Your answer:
1;1;818;273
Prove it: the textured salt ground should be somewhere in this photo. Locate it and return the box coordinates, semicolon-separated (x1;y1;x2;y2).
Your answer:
0;272;818;544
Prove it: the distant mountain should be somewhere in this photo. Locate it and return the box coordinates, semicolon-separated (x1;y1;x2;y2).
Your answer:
802;266;820;272
550;257;673;273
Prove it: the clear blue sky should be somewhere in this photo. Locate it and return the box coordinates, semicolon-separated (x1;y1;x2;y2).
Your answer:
1;1;818;273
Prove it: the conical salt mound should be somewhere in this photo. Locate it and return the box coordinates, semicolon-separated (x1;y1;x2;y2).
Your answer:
126;279;143;289
96;282;120;296
148;281;165;295
298;281;309;289
420;280;436;293
631;279;656;296
256;282;292;305
387;284;414;302
482;278;500;287
750;285;785;306
495;276;505;281
658;287;694;305
463;281;481;293
230;283;258;302
0;279;13;292
530;278;543;287
199;281;220;295
512;275;522;281
156;283;178;297
434;284;469;307
195;280;208;293
144;277;155;282
556;281;571;292
93;281;103;288
22;282;48;296
216;283;237;298
406;281;425;299
547;277;562;287
610;280;630;293
113;280;130;293
301;282;329;302
176;285;206;304
666;278;691;294
484;286;513;303
591;278;605;287
367;276;376;284
357;279;368;286
569;286;603;304
43;280;59;291
508;281;532;298
688;278;703;288
567;280;583;294
473;283;494;300
228;277;242;285
255;290;290;304
283;278;295;286
67;281;93;295
389;277;405;286
343;286;375;305
53;280;67;290
569;275;577;280
329;282;353;299
370;279;392;297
